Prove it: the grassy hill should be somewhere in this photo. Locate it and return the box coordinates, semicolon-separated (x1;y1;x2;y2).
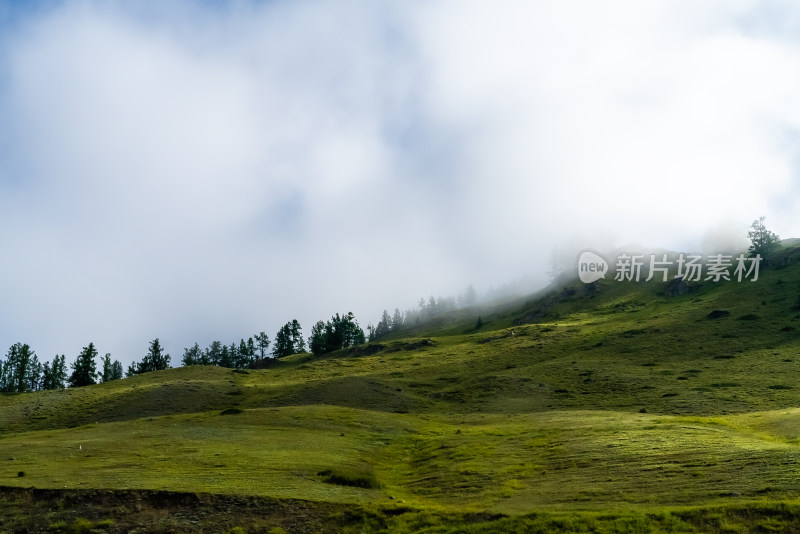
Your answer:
3;245;800;532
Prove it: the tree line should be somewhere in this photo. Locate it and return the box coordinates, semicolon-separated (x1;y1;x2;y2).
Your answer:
367;285;478;342
0;314;369;393
1;283;486;394
1;287;486;393
0;342;123;393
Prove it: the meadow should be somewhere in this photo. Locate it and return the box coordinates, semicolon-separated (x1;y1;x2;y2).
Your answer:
2;246;800;532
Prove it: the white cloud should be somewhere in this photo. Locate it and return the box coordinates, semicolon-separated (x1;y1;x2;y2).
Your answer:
1;0;799;365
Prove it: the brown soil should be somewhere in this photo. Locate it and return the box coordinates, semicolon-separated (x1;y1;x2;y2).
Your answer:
0;486;364;533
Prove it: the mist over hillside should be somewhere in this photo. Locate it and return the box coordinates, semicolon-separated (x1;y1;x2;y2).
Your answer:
4;1;800;529
2;239;800;530
3;1;800;367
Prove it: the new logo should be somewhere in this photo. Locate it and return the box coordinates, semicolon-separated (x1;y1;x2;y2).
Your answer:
577;251;608;283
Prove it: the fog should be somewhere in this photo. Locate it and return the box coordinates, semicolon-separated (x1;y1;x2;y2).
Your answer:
1;0;799;366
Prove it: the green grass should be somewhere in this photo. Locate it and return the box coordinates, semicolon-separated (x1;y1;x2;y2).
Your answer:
3;245;800;530
4;405;800;513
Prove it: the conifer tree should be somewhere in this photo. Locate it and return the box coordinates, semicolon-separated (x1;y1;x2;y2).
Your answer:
218;344;233;368
273;320;305;357
182;343;202;366
129;339;171;375
391;308;404;331
101;353;113;382
748;216;780;260
254;332;270;360
272;323;293;358
69;343;98;388
109;359;123;381
307;312;365;355
0;343;41;392
291;320;305;353
26;353;42;392
42;355;67;390
205;341;223;366
308;321;327;355
100;353;123;382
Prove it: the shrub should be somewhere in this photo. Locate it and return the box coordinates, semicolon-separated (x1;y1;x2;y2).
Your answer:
318;468;380;489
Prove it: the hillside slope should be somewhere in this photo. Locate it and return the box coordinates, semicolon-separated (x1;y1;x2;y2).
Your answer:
2;245;800;531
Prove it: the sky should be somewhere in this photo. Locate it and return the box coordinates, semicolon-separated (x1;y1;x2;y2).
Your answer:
1;0;800;366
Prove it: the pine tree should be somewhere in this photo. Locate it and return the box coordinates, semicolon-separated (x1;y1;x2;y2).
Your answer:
1;344;17;392
129;339;171;375
42;355;67;390
290;320;305;353
206;341;223;366
236;338;255;369
40;360;52;390
391;308;404;331
340;312;365;348
199;346;212;366
227;342;239;368
182;343;202;366
272;323;293;358
69;343;98;388
308;321;327;355
26;354;42;391
308;313;365;355
54;354;67;386
375;309;392;338
112;360;123;380
427;296;438;316
2;343;36;392
100;353;123;382
101;353;113;382
236;339;248;368
254;332;270;360
748;216;780;260
147;338;171;371
219;344;233;368
271;320;306;357
246;338;256;366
